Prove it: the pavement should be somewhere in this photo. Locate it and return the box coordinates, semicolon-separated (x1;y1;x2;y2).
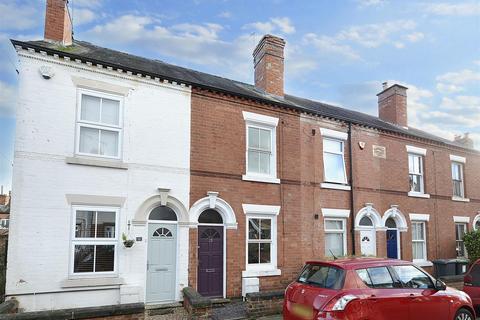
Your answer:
257;316;282;320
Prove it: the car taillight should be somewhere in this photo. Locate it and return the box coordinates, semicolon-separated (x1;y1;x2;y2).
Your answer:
465;274;473;286
322;294;358;312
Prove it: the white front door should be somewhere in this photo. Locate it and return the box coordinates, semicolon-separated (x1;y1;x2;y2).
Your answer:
146;223;177;303
360;229;376;256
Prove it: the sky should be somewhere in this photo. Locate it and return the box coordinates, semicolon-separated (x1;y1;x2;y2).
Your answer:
0;0;479;192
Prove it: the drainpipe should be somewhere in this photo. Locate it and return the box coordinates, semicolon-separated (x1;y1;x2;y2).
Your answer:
348;122;356;256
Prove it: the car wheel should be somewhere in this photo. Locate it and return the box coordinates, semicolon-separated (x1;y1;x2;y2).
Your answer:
455;308;474;320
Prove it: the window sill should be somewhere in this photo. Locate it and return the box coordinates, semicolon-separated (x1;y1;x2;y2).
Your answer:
321;183;351;191
66;156;128;170
61;277;124;288
242;174;280;184
452;196;470;202
413;260;433;267
242;268;281;278
408;192;430;199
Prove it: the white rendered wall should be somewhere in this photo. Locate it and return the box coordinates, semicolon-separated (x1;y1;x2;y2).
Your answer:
6;50;191;311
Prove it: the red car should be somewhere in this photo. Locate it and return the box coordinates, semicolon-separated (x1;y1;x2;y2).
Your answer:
464;259;480;309
284;258;474;320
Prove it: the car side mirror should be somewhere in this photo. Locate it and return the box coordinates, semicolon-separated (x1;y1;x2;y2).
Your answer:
434;279;446;291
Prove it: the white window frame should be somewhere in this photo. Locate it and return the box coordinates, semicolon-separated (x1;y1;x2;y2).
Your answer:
242;204;280;277
75;89;123;160
320;128;348;186
455;222;468;258
411;221;427;264
408;153;426;196
242;112;279;184
324;218;347;257
451;161;466;200
70;205;120;277
322;138;348;184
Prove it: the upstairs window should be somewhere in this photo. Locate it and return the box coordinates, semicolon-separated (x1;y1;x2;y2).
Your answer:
408;153;424;193
452;162;465;198
76;90;122;159
323;138;347;184
247;126;273;175
242;112;279;183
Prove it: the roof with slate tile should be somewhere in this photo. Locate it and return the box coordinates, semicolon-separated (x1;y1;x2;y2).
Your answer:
11;38;476;152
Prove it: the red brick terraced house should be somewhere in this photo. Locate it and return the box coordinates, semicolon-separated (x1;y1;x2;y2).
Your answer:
6;0;480;312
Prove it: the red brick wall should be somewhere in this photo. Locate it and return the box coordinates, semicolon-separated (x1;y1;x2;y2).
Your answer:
44;0;72;45
190;87;480;297
253;35;285;96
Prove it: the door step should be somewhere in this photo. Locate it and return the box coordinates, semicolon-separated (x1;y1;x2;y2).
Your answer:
145;302;183;316
210;301;247;320
211;298;231;307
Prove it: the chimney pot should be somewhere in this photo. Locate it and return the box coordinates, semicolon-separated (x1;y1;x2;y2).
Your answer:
377;83;408;127
253;34;285;96
44;0;73;46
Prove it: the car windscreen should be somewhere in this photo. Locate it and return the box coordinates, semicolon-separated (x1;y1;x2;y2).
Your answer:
297;264;345;289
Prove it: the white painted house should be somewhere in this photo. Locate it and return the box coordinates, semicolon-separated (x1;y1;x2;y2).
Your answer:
6;1;192;311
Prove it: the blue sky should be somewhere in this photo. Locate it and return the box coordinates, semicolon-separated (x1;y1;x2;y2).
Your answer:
0;0;479;191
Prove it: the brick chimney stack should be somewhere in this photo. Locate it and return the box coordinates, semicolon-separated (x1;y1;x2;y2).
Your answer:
253;35;286;97
377;83;408;128
44;0;73;46
454;133;474;149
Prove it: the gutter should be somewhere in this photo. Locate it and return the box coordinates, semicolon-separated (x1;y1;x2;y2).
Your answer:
348;122;356;256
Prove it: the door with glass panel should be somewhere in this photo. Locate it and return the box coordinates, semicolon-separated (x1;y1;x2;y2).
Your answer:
359;216;376;256
147;223;177;302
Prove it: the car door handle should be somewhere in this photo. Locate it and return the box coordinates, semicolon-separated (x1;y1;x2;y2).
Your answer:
368;294;378;301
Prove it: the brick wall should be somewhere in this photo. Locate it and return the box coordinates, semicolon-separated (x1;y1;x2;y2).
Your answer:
190;86;480;298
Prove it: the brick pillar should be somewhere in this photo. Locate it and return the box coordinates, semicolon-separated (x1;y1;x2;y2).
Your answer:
44;0;72;45
377;83;408;127
253;34;286;97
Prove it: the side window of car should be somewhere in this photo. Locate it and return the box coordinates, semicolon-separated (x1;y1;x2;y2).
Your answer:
391;265;434;289
366;267;396;288
356;268;373;287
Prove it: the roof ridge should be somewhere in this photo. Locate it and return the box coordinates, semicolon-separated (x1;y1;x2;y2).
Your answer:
12;38;477;153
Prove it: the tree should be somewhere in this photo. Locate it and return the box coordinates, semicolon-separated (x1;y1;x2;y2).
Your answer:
463;230;480;264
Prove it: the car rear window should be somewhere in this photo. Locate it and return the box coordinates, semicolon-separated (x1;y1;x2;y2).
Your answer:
297;264;345;289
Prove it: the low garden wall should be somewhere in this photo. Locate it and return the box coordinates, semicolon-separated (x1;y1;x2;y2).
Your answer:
0;302;145;320
245;290;284;319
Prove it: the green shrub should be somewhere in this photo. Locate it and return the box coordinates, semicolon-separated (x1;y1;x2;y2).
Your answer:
463;230;480;264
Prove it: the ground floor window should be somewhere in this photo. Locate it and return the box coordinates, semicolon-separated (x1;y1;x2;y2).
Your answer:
242;204;280;275
325;218;346;257
412;221;427;261
455;223;467;257
71;206;119;275
248;217;272;264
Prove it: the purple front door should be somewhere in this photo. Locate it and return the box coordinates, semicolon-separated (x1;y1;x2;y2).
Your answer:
198;226;223;297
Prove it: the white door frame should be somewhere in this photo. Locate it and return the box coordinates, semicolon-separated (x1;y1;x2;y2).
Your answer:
197;222;226;299
145;220;179;304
